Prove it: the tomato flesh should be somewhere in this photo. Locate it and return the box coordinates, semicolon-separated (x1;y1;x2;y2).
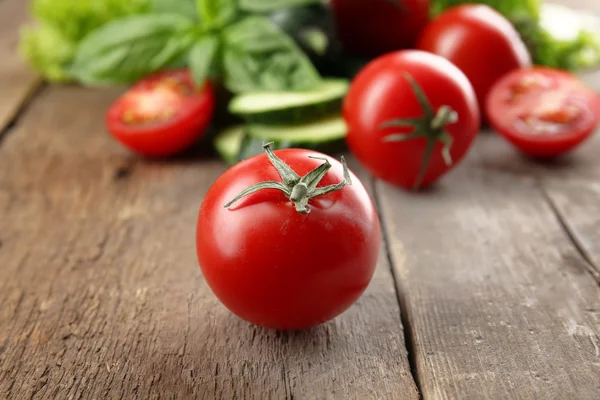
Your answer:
106;69;215;157
486;67;600;158
196;149;380;330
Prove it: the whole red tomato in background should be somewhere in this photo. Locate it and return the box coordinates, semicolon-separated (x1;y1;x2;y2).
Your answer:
196;146;380;330
487;67;600;158
330;0;429;57
344;50;480;189
106;69;215;158
417;4;531;114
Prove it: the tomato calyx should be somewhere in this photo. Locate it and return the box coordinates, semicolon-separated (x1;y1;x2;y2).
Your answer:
224;143;353;214
381;73;457;189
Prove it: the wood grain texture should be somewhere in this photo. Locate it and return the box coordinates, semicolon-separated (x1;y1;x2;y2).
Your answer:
0;86;417;399
376;141;600;399
0;0;41;132
476;68;600;280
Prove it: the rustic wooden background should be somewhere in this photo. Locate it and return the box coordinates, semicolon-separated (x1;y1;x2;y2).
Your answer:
1;0;599;398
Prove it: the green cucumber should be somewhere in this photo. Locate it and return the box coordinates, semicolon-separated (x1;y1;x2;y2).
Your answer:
214;125;246;165
247;115;347;144
228;79;349;124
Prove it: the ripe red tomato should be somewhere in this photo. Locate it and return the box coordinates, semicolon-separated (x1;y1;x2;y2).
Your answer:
417;4;531;113
106;69;215;157
344;50;480;189
330;0;429;57
486;67;600;158
196;145;380;330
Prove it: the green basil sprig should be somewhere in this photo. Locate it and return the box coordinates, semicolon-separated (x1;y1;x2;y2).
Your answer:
151;0;198;19
68;0;323;92
70;14;196;85
222;16;321;92
239;0;322;13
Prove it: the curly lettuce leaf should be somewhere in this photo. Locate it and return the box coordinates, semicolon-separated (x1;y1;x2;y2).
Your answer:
20;24;75;82
432;0;541;21
20;0;150;81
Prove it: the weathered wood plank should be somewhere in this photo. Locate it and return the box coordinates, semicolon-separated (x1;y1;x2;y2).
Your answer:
477;67;600;280
376;144;600;399
0;86;417;399
543;180;600;281
0;0;42;132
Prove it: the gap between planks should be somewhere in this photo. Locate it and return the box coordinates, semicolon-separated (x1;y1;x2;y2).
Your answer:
539;182;600;286
371;176;424;400
0;82;45;147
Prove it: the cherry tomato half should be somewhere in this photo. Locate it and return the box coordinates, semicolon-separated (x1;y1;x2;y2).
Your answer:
330;0;429;57
196;145;380;330
106;69;215;157
486;67;600;158
417;4;531;114
344;50;480;190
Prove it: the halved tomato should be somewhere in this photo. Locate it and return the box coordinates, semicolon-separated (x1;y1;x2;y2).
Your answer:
106;69;215;157
486;67;600;158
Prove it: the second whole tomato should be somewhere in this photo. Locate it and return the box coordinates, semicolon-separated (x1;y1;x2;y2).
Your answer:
417;4;531;113
344;50;480;189
196;144;381;330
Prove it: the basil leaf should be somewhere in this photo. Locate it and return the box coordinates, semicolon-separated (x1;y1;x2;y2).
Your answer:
70;15;195;85
239;0;321;13
222;16;321;92
197;0;237;31
189;35;220;86
151;0;198;19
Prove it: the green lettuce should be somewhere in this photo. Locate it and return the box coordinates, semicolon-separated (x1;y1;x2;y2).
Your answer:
20;0;150;81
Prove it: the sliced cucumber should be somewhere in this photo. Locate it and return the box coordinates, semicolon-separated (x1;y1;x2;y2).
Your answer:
214;125;246;165
247;115;347;144
228;79;349;124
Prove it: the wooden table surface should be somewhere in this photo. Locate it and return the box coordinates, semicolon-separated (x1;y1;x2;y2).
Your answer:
2;0;600;399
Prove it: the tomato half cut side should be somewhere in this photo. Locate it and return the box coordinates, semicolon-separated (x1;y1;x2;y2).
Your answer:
106;69;216;158
486;67;600;158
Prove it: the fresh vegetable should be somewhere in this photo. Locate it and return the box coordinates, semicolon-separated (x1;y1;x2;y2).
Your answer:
431;0;600;71
69;14;196;86
19;0;150;81
229;78;349;124
214;125;247;165
214;116;347;166
105;69;215;157
270;3;343;72
486;67;600;158
196;143;380;330
330;0;429;57
431;0;540;21
532;4;600;70
65;0;323;92
417;4;531;114
344;50;480;189
247;115;347;143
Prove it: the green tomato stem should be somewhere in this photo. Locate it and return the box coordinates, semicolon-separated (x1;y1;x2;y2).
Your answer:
224;143;352;214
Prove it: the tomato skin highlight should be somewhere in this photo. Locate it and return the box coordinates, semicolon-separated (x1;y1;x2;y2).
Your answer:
106;69;215;158
417;4;531;113
486;67;600;158
330;0;429;57
344;50;480;189
196;149;381;330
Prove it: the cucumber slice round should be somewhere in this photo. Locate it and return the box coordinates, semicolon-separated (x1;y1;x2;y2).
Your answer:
247;115;347;144
214;125;246;165
229;79;349;124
